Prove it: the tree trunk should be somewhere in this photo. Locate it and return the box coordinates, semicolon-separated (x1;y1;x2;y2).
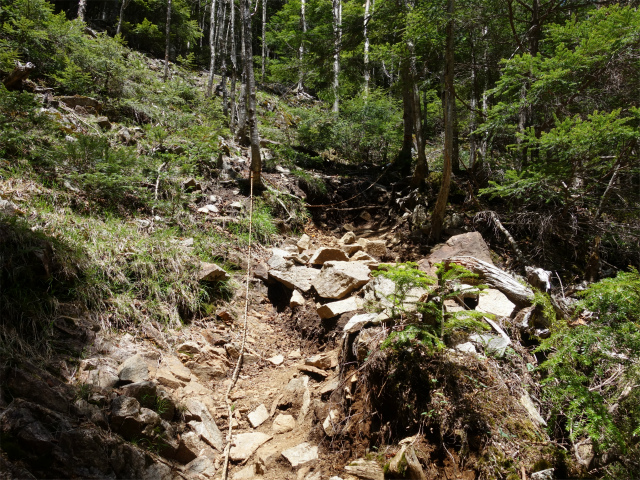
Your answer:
219;0;231;116
430;0;455;242
116;0;129;35
206;0;218;96
332;0;342;113
77;0;87;21
241;0;262;187
236;14;248;142
296;0;307;91
230;0;238;130
409;41;428;187
261;0;267;83
452;95;460;172
2;62;35;90
446;256;534;307
363;0;372;96
469;36;477;170
397;61;414;176
163;0;172;82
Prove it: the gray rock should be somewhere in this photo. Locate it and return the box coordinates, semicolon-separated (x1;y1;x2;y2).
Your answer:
269;265;320;293
183;456;217;478
455;342;477;354
268;354;284;366
531;468;554;480
86;364;119;389
248;404;270;428
118;355;150;384
96;116;111;130
322;410;340;436
174;431;202;464
342;243;364;256
317;296;363;319
281;442;318;468
309;247;349;265
120;381;157;403
233;464;261;480
177;341;202;354
419;232;493;276
349;251;378;267
230;432;272;461
305;353;335;370
183;398;224;451
312;261;370;299
469;334;511;358
198;262;230;282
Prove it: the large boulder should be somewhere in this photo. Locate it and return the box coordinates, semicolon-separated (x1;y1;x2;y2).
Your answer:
269;263;320;293
312;261;370;299
308;247;349;265
182;398;224;451
419;232;493;276
118;355;150;384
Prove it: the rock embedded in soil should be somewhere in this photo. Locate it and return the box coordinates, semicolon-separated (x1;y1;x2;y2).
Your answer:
340;232;356;245
117;355;150;384
312;261;370;299
230;432;273;462
309;247;349;265
317;296;363;319
297;234;312;252
268;354;284;366
388;445;427;480
288;349;302;359
419;231;493;276
248;404;270;428
281;442;318;468
356;238;387;259
322;409;341;436
305;353;335;370
343;313;379;333
272;414;296;434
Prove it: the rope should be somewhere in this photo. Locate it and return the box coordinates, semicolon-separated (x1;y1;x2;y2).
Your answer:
221;171;254;480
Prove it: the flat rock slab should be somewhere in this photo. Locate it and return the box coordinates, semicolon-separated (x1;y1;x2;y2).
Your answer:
248;404;269;428
317;296;363;319
309;247;349;265
118;355;149;384
230;432;272;462
343;313;379;333
268;354;284;366
469;334;511;358
312;261;370;299
356;238;387;259
477;288;516;318
281;442;318;468
305;353;337;370
269;266;320;293
419;232;493;276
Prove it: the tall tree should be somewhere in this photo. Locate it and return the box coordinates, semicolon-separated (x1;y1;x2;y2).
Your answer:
430;0;455;241
116;0;131;35
163;0;172;82
363;0;372;95
296;0;307;92
77;0;87;21
261;0;267;83
332;0;342;112
206;0;218;96
241;0;262;186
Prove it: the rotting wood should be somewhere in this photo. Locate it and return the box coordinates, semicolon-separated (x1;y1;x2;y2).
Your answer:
3;62;36;89
446;255;534;307
476;210;527;267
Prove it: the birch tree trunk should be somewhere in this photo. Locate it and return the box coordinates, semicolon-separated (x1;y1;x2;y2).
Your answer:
296;0;307;91
219;0;231;116
77;0;87;21
163;0;172;82
206;0;218;96
241;0;262;187
430;0;455;242
469;35;477;170
230;0;238;131
236;1;248;143
261;0;267;83
332;0;342;113
363;0;372;96
116;0;130;35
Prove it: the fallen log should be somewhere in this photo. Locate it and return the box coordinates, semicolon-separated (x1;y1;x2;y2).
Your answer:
3;62;36;89
446;255;534;308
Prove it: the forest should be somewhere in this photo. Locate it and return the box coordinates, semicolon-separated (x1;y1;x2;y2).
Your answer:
0;0;639;478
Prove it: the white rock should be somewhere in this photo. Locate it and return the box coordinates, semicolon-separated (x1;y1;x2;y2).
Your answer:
198;262;230;282
340;232;356;245
229;201;243;210
297;234;312;252
118;355;150;383
343;313;379;333
230;432;272;462
288;349;302;359
270;266;320;293
520;393;547;426
281;442;318;468
531;469;554;480
477;288;516;318
248;404;270;428
232;464;260;480
268;354;284;366
317;297;363;319
356;239;387;259
322;409;340;436
290;290;305;308
455;342;477;354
